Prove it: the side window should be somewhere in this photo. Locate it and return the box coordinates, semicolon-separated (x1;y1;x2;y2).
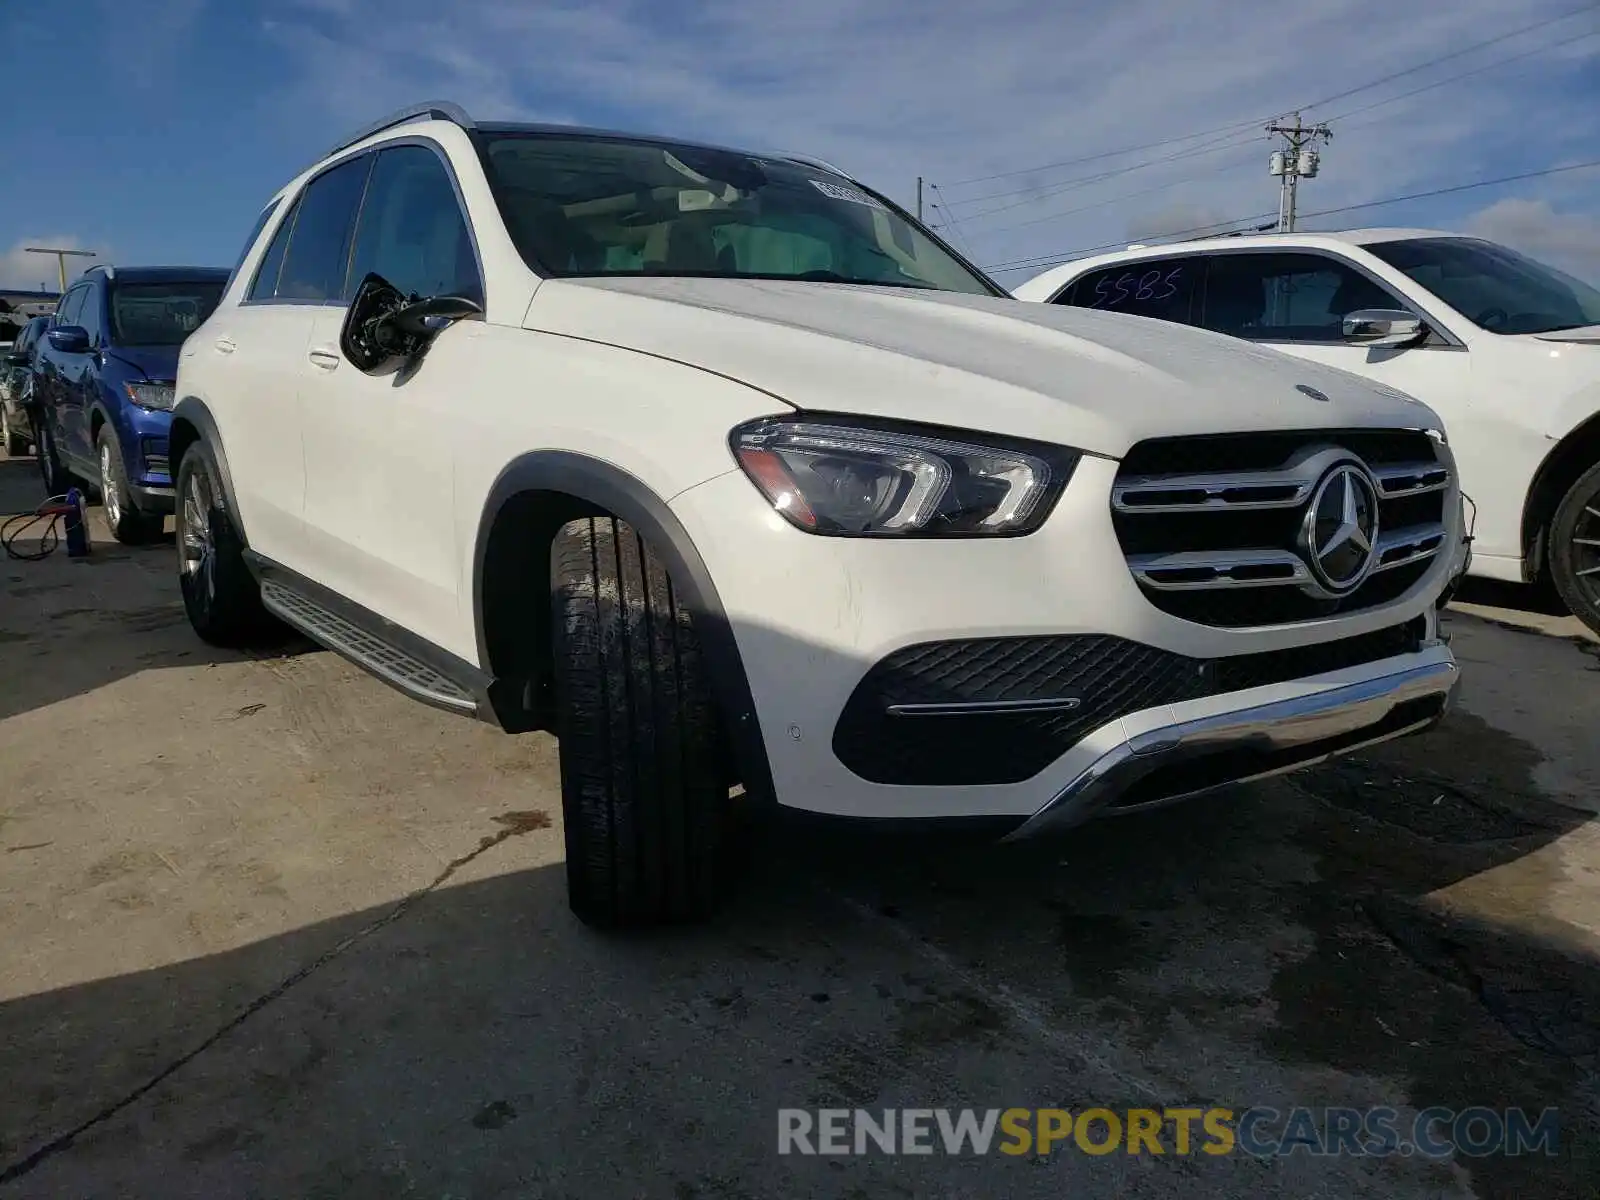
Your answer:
54;286;85;329
1060;258;1199;324
277;153;373;302
345;145;482;304
226;199;281;295
78;283;105;346
1201;253;1403;342
248;198;299;302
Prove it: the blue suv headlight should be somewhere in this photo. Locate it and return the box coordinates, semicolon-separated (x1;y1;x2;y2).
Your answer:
123;382;177;411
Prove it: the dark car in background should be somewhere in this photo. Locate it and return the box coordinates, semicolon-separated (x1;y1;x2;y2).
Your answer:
3;314;54;455
34;265;228;540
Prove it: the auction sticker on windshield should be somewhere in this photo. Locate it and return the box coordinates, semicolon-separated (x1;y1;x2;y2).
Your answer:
809;179;887;210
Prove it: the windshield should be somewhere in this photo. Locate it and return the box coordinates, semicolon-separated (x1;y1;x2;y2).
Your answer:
1365;237;1600;336
109;281;225;346
476;132;997;295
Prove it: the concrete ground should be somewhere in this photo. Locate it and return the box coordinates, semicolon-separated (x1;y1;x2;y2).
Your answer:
1;448;1598;1198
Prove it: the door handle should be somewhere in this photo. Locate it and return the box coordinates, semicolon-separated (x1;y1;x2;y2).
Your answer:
308;347;341;370
214;336;236;354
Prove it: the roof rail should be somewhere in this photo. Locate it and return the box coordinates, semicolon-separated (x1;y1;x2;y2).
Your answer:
327;101;474;158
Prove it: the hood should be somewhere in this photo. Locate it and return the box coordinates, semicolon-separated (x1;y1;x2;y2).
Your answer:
103;344;180;382
525;277;1441;458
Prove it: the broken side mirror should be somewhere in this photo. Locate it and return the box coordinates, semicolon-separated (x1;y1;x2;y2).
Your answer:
340;273;483;375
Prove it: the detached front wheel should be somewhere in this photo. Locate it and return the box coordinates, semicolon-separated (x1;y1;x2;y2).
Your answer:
1550;460;1600;639
550;516;732;928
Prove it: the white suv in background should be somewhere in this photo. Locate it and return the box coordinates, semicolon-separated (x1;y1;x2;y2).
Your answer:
173;105;1466;927
1014;230;1600;635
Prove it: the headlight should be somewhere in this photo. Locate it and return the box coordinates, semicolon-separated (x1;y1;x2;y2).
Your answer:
124;382;176;411
730;415;1079;537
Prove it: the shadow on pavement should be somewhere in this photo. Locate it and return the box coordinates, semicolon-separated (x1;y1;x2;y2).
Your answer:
1;722;1596;1197
1;457;313;722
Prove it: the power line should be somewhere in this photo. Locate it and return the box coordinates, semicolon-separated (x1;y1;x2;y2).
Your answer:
1297;158;1600;223
945;119;1262;188
955;133;1261;224
947;130;1257;210
981;157;1600;275
942;0;1600;195
1321;24;1600;124
955;14;1597;248
928;183;978;257
974;149;1260;237
1300;0;1600;112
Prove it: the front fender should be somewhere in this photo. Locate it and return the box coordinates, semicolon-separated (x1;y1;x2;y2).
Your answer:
473;450;774;804
170;395;246;541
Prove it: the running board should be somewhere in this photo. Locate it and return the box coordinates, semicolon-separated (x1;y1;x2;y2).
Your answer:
259;577;479;716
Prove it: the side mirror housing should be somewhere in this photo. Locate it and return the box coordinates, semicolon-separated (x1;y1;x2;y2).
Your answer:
1342;308;1427;349
47;325;91;354
339;273;483;375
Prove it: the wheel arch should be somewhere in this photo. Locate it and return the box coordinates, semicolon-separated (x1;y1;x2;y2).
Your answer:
169;396;246;543
1521;409;1600;582
473;451;774;803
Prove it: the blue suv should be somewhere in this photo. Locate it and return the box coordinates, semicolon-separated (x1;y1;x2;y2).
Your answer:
34;265;228;541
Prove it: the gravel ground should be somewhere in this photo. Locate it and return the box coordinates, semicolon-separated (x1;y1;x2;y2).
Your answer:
1;450;1597;1198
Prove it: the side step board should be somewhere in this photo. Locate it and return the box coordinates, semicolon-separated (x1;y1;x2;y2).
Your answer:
259;578;479;716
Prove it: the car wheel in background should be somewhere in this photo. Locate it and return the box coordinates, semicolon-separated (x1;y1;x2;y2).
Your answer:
1;407;28;456
550;515;732;928
97;427;163;544
1549;460;1600;639
33;415;68;496
175;439;276;646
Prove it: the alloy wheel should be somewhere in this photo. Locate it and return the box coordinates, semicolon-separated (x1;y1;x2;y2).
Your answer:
100;443;121;529
1571;487;1600;613
180;466;217;605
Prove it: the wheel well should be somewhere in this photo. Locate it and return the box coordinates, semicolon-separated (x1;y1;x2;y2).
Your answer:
168;417;201;476
478;489;606;731
89;407;106;442
1522;412;1600;582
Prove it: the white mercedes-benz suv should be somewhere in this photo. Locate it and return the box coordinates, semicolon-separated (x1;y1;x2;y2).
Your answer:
172;104;1467;927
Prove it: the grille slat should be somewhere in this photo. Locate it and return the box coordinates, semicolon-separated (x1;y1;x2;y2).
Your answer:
1112;430;1449;628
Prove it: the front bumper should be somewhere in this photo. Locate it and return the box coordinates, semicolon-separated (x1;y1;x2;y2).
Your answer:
1004;645;1458;838
669;456;1462;825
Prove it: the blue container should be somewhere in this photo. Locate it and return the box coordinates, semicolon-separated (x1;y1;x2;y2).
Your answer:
64;487;90;558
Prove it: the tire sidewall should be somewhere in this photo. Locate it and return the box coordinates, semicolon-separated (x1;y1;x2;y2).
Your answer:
1549;460;1600;637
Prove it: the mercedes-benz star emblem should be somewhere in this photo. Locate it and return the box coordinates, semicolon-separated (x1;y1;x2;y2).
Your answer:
1295;384;1332;403
1300;462;1381;594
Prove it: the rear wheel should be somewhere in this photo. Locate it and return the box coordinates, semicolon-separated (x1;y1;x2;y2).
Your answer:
175;440;275;646
550;515;732;928
97;427;163;544
2;406;28;456
33;415;68;495
1549;460;1600;638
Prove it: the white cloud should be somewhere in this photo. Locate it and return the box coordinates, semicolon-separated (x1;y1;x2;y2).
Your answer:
266;0;1599;282
1465;198;1600;282
0;238;109;293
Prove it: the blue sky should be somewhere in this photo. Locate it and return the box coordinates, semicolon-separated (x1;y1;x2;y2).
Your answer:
2;0;1597;292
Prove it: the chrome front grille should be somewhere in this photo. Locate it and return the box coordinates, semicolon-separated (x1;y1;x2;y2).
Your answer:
1112;429;1450;628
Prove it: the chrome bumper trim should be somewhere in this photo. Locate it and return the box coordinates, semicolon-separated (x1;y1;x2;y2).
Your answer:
1003;648;1460;841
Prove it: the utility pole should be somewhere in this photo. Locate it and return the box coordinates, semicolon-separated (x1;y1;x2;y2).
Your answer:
916;177;924;222
25;246;96;293
1265;113;1331;232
